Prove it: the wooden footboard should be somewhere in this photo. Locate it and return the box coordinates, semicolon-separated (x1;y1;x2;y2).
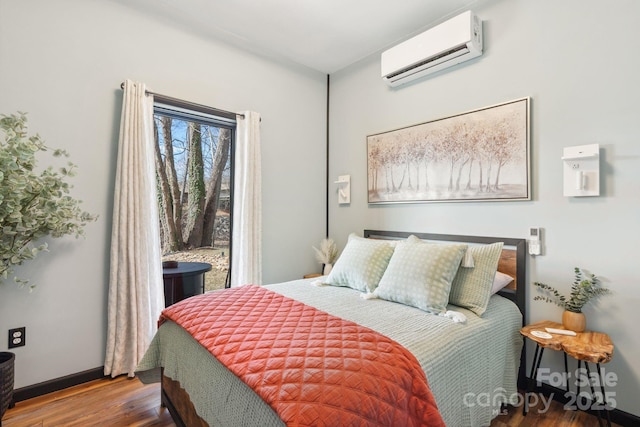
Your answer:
161;373;208;427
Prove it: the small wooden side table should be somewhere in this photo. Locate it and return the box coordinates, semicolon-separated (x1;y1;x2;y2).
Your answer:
303;273;322;279
520;320;614;426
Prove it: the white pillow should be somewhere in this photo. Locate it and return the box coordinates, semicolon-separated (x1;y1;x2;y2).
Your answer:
405;235;474;267
373;237;467;314
491;271;514;295
324;234;394;293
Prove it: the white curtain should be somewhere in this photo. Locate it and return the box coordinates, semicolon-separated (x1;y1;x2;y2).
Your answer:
230;111;262;287
104;80;164;377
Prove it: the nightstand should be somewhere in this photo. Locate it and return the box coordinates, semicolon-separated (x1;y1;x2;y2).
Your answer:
303;273;322;279
520;320;614;426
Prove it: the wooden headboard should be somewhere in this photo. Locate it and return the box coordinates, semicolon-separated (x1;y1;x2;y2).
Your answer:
363;230;527;323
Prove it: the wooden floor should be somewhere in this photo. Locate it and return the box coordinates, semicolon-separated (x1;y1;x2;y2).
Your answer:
492;398;619;427
2;376;618;427
2;376;174;427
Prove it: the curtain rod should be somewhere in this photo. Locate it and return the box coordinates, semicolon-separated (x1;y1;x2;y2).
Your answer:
119;82;243;120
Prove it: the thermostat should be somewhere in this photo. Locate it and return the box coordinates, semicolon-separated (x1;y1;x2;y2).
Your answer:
528;227;542;256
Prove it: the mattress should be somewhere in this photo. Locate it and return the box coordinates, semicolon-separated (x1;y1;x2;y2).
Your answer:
137;277;523;426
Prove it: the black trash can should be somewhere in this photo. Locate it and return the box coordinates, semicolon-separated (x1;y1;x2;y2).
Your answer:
0;352;15;424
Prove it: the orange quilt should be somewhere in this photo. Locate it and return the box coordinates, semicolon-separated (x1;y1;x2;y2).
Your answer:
160;285;445;427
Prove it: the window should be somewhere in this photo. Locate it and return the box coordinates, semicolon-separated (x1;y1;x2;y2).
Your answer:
153;101;235;290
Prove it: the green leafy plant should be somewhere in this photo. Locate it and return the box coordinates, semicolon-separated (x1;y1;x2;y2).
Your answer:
312;238;338;265
0;112;97;288
533;267;610;313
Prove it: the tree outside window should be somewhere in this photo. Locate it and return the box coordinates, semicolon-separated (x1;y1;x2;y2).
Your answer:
154;106;233;290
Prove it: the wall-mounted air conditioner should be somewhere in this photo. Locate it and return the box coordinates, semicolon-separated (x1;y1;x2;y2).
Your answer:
381;10;483;87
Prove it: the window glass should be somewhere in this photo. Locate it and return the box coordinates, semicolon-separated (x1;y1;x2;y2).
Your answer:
154;103;234;290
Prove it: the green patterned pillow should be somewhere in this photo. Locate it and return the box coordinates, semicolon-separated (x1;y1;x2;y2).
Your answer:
448;242;504;316
373;238;467;314
325;234;395;293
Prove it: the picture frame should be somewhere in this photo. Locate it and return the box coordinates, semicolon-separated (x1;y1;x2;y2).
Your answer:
367;97;530;204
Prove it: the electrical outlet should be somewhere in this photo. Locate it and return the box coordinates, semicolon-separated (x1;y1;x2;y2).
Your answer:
8;327;26;348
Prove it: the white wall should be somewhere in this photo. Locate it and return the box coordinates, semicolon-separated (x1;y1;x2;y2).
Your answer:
328;0;640;417
0;0;327;388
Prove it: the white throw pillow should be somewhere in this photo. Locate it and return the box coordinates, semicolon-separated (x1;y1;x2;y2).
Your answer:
324;234;395;293
449;242;504;316
373;237;467;314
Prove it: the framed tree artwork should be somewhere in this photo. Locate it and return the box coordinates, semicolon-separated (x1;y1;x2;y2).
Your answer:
367;97;530;204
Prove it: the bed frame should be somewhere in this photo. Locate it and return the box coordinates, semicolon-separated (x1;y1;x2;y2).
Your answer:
161;230;528;426
363;230;527;320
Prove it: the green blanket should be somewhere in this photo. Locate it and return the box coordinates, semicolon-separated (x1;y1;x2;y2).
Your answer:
137;278;522;426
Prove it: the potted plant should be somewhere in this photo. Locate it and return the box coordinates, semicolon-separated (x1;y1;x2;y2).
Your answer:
533;267;610;332
0;351;15;421
312;238;338;275
0;112;97;289
0;113;97;419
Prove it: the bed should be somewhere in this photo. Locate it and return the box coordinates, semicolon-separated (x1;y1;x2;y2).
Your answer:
136;230;527;426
